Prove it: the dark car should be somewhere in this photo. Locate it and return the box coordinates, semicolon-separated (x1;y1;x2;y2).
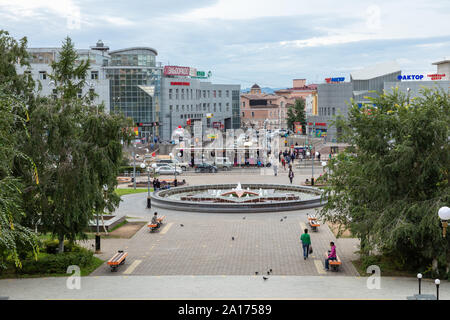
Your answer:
194;163;218;173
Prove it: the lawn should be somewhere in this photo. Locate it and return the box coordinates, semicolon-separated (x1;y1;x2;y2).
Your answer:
114;188;150;196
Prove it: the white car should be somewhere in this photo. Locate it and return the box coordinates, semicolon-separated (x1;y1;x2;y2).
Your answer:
155;165;183;175
158;158;189;171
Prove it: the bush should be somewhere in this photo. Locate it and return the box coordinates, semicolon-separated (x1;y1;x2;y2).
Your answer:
17;247;94;275
41;239;77;254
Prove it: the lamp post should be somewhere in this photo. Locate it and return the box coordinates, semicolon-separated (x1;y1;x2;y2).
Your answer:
417;273;422;294
132;143;137;190
435;279;440;300
438;206;450;238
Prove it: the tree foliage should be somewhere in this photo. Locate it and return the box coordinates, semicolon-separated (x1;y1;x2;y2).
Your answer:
16;37;134;253
320;88;450;276
286;98;306;134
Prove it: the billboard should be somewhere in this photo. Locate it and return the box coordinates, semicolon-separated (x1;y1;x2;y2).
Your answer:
164;65;190;76
294;122;302;134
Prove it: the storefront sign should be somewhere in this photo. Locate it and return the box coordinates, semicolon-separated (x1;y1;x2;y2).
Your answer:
427;73;446;80
170;82;190;86
189;68;197;77
294;122;302;134
164;65;190;76
192;71;212;79
212;121;221;129
397;74;424;81
325;77;345;83
206;113;213;118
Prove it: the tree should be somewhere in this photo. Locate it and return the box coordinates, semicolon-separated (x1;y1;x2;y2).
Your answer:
320;88;450;277
0;31;39;270
286;98;306;134
18;37;133;253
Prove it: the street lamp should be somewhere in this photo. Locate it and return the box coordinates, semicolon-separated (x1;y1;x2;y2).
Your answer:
438;206;450;238
435;279;440;300
132;143;137;190
140;163;152;208
95;184;107;253
417;273;422;295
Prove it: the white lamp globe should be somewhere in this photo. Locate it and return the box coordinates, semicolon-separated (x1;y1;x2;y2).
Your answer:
435;279;440;285
140;163;146;169
321;161;327;167
315;152;319;157
438;206;450;220
151;163;157;168
306;151;310;157
417;273;422;279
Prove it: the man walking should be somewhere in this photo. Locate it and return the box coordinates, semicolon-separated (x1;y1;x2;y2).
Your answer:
300;229;311;260
288;168;294;184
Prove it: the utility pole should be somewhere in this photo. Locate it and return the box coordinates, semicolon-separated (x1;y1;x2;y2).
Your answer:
133;143;136;190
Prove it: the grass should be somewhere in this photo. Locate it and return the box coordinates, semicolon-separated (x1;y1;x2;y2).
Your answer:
107;219;128;232
114;188;150;196
352;256;421;278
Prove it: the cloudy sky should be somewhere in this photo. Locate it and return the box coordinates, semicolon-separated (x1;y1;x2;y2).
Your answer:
1;0;450;88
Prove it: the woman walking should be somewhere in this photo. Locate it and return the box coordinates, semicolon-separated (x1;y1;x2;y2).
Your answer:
300;229;311;260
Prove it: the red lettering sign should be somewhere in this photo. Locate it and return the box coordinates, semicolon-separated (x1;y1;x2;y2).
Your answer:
164;65;190;76
170;82;190;86
427;73;446;80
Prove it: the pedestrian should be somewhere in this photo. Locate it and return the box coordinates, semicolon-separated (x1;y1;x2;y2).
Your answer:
270;154;278;176
281;157;286;170
318;152;321;161
300;229;311;260
288;169;294;184
174;178;178;187
152;178;157;191
324;241;337;271
279;151;282;162
156;179;161;190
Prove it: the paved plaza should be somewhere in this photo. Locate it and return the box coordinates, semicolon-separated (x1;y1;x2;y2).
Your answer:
1;170;447;300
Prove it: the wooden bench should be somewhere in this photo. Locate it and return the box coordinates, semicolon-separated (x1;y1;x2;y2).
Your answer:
107;250;128;272
325;251;342;272
148;215;166;232
307;214;320;231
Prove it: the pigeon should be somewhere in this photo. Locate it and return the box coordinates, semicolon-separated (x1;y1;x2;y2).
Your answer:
263;276;268;280
180;224;184;227
243;217;246;220
280;219;283;222
269;269;272;273
255;271;259;275
232;237;235;240
267;271;270;275
284;216;287;219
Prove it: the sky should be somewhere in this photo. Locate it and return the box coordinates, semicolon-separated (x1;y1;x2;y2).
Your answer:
1;0;450;88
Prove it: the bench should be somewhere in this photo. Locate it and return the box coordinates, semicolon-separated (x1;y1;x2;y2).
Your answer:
307;214;320;231
148;215;166;232
325;251;342;272
107;250;128;272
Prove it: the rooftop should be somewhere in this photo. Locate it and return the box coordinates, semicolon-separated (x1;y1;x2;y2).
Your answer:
350;61;401;80
432;59;450;65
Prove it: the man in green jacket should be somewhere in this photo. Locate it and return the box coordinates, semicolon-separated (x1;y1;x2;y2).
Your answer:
300;229;311;260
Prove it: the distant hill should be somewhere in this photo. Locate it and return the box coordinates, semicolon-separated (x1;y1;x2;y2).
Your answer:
240;87;285;94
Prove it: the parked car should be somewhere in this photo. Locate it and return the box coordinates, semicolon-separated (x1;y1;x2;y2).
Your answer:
208;157;232;170
194;163;218;173
158;158;189;171
155;165;183;175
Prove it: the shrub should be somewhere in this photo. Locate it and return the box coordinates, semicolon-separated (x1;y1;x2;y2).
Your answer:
41;239;77;254
17;247;94;275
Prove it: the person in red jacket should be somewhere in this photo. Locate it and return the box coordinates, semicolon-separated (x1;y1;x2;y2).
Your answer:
324;241;337;271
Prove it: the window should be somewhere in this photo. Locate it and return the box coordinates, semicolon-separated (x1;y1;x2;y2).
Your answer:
52;89;57;99
242;112;245;117
213;103;216;112
176;89;179;99
213;90;216;98
226;90;229;97
243;101;245;107
218;90;222;98
39;71;47;80
208;90;210;98
182;105;185;111
219;103;222;112
169;89;172;99
332;107;335;116
176;105;179;112
89;88;95;97
203;103;206;111
251;112;254;117
181;89;184;100
181;115;183;119
91;71;99;80
77;89;82;99
169;105;173;111
208;103;210;111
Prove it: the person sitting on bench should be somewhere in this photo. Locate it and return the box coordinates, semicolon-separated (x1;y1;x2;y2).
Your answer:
151;212;161;228
324;241;337;271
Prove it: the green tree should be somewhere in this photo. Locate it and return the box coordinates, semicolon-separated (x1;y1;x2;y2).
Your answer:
286;98;306;134
320;88;450;277
18;37;133;253
0;90;39;270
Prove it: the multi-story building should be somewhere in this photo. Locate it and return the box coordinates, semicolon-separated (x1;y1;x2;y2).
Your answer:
17;43;111;113
160;73;240;140
240;84;295;130
309;59;450;142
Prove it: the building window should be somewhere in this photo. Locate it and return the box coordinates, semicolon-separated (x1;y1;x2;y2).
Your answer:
169;89;172;99
226;90;229;98
176;105;179;112
203;103;206;111
213;90;216;98
219;103;222;112
176;89;179;99
169;105;173;111
213;103;216;112
52;89;57;99
251;112;254;117
243;101;245;108
242;112;245;117
181;115;183;119
89;88;95;97
218;90;222;98
77;89;82;99
208;90;210;98
203;90;206;98
39;71;47;80
91;71;99;80
332;107;335;115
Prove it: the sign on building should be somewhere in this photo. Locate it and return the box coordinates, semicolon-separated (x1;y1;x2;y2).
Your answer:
164;65;190;76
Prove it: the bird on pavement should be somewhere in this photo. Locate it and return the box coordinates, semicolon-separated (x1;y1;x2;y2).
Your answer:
180;224;184;227
284;216;287;219
243;217;246;220
269;269;272;273
232;237;235;240
263;276;268;280
280;219;283;222
267;271;270;275
255;271;259;275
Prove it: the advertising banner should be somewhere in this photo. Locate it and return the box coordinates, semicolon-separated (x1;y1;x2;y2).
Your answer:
163;65;190;76
294;122;302;134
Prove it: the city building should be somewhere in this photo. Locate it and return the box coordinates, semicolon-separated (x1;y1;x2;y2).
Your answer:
160;68;240;140
17;42;240;142
309;59;450;142
240;84;295;130
17;43;111;113
275;79;318;116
